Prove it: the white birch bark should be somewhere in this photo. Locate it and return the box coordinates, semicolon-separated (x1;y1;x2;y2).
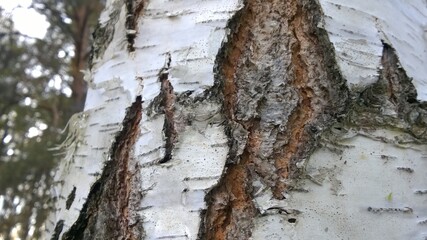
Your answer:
45;0;427;239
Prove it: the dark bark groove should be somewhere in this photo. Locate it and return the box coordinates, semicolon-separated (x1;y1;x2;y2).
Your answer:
62;96;144;240
125;0;146;52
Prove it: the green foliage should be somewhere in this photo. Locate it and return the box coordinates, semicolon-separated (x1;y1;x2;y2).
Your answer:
0;1;102;239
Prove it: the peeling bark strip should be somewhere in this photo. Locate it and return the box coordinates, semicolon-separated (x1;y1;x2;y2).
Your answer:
62;97;143;240
202;0;348;239
125;0;146;52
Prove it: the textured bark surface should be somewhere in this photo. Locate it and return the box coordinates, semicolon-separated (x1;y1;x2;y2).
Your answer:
201;0;348;238
46;0;427;239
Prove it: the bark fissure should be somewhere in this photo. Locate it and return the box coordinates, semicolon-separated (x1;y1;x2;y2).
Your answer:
153;54;178;164
201;0;348;238
125;0;146;52
50;220;64;240
62;96;143;240
65;186;76;210
146;54;178;164
159;73;177;163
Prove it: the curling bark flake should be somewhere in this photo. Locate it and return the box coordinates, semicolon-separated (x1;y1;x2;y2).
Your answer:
46;0;427;239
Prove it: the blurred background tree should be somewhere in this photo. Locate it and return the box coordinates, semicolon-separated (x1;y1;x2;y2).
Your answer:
0;1;102;239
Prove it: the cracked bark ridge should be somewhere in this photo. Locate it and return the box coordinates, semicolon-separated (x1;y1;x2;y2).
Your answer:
201;0;348;239
125;0;146;52
62;96;143;240
345;43;427;141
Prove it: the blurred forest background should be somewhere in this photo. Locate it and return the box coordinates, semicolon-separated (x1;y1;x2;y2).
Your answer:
0;1;103;239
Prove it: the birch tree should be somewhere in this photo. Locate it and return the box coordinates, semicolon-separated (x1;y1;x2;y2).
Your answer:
45;0;427;239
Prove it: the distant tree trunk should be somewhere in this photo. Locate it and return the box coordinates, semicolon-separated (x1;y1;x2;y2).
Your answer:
69;2;103;111
45;0;427;239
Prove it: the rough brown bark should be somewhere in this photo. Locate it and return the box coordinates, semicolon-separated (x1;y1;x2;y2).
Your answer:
200;0;348;239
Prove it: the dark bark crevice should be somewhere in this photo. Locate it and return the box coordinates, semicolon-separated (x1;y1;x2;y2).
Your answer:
65;186;76;210
125;0;146;52
50;220;64;240
146;54;178;164
61;96;144;240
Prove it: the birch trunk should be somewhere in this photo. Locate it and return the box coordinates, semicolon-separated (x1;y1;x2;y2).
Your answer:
46;0;427;239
